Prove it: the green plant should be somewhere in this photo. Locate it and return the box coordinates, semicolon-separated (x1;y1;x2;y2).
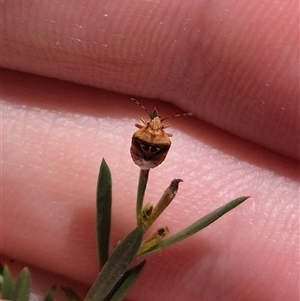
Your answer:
0;100;249;301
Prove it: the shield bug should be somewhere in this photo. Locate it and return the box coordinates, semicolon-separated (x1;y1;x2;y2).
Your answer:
130;98;192;170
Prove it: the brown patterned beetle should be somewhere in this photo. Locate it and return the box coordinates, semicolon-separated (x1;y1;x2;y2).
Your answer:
130;98;192;170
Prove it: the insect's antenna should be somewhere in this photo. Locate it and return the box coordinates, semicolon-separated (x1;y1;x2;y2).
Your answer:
161;112;193;122
131;98;151;115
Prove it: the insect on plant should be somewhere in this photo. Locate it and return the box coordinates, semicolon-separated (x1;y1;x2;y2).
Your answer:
0;94;250;301
130;98;192;170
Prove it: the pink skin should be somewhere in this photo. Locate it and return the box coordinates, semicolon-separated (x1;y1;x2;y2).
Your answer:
1;0;299;300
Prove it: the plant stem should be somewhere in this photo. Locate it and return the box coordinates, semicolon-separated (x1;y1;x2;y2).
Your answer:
142;179;182;231
136;169;149;225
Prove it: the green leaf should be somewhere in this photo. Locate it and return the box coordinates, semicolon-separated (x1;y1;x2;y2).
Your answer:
43;284;57;301
2;265;14;299
61;287;82;301
0;264;2;293
97;158;112;268
104;260;146;301
138;196;250;256
10;267;31;301
84;227;144;301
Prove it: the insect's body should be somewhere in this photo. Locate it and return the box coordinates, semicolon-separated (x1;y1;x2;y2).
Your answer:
130;98;192;170
131;110;172;169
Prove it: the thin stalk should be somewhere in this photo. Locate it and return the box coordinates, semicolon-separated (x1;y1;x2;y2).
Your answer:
142;179;182;231
136;169;150;225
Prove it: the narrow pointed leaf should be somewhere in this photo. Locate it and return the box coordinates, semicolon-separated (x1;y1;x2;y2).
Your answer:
0;263;3;292
61;287;82;301
138;196;250;256
2;265;14;299
84;227;144;301
97;158;112;268
104;260;146;301
43;285;57;301
10;267;30;301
